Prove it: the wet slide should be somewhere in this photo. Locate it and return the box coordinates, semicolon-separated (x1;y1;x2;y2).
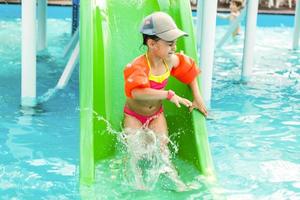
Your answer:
80;0;215;184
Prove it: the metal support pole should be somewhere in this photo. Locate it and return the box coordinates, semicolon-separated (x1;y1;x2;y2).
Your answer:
22;0;37;107
37;0;47;51
293;0;300;49
199;0;218;107
241;0;259;81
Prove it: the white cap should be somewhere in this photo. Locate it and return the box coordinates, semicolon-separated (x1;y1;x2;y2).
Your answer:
140;12;188;41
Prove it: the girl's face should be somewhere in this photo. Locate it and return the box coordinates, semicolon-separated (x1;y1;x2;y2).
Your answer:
150;39;177;59
230;2;239;12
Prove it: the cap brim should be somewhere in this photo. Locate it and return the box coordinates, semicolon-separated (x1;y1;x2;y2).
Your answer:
156;29;188;41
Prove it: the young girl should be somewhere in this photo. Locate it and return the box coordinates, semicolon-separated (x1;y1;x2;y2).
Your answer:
123;11;208;190
218;0;244;36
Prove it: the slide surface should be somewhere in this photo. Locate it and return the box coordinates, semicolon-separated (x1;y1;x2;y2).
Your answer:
80;0;215;184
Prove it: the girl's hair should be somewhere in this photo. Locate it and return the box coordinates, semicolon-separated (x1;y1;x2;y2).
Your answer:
232;0;243;8
142;34;160;46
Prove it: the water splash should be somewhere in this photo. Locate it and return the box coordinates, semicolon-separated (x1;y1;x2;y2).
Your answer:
93;111;188;191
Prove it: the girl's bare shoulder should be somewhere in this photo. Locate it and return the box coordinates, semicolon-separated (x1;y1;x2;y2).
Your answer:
165;54;179;69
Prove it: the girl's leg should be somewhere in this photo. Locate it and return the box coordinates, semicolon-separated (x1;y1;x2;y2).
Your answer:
148;113;187;191
123;114;145;189
148;112;168;144
123;113;142;133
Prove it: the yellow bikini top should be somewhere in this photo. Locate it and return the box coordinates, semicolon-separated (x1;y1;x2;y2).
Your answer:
145;53;170;83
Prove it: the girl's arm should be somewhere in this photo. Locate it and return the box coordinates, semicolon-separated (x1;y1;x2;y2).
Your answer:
189;78;202;99
132;88;192;108
167;53;206;111
131;88;168;100
188;78;208;117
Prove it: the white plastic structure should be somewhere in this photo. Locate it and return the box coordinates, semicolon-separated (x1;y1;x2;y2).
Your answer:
37;0;47;51
242;0;259;81
57;42;79;89
196;0;204;48
198;0;218;107
22;0;37;107
63;28;79;58
293;0;300;49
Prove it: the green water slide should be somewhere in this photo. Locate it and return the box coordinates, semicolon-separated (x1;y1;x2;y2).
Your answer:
80;0;215;184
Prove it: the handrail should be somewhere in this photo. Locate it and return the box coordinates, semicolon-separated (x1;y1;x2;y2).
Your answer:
57;42;79;89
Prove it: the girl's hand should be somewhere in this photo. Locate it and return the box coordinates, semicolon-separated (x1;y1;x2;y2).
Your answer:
170;94;193;108
189;98;208;117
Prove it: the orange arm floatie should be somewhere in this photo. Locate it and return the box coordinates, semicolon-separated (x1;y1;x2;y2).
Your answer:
124;63;150;98
171;53;201;84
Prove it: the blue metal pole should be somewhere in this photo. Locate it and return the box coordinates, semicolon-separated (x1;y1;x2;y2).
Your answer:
72;0;80;35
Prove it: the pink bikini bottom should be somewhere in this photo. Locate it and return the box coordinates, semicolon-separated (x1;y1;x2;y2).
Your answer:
124;106;163;125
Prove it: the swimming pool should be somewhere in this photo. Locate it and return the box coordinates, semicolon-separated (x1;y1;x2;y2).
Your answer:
0;4;299;199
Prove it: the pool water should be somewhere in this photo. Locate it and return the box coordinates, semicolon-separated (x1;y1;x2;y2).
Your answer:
1;4;300;200
209;26;300;199
0;5;80;199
